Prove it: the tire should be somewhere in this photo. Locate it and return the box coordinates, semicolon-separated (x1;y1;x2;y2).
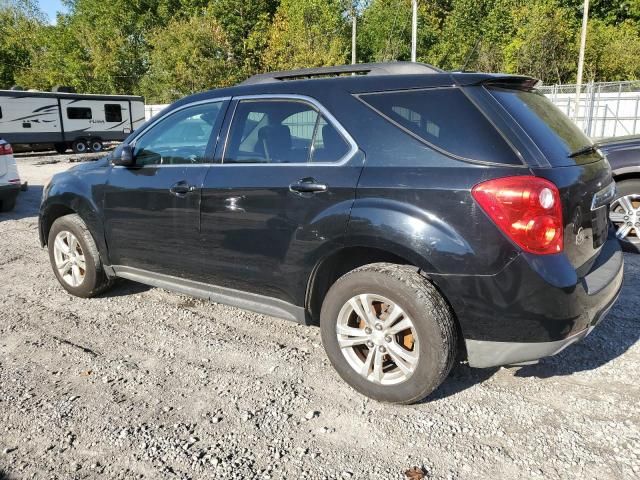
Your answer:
54;143;68;154
72;139;88;154
48;214;113;297
0;197;16;212
610;179;640;253
89;139;103;153
320;263;457;404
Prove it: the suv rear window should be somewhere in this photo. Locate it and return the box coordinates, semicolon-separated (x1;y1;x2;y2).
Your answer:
487;87;595;166
359;88;518;164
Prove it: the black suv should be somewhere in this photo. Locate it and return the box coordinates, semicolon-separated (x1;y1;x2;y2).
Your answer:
40;62;623;404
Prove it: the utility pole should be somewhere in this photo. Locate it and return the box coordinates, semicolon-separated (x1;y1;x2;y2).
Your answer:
575;0;590;120
352;7;357;64
411;0;418;62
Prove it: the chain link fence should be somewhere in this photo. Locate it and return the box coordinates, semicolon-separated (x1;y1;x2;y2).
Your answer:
540;81;640;139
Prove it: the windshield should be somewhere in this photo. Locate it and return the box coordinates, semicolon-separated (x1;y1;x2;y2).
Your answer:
488;86;601;166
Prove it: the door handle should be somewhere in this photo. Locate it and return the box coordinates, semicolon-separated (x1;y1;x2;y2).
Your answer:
289;178;328;194
170;181;197;197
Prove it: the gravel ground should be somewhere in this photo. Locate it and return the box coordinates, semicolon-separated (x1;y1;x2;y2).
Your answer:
0;152;639;480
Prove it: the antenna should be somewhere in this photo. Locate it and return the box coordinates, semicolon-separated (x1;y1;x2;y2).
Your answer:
460;36;482;72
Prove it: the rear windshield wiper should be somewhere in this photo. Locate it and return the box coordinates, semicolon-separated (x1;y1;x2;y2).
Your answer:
568;144;598;158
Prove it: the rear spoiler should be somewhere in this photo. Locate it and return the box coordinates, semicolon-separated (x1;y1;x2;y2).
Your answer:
451;73;541;90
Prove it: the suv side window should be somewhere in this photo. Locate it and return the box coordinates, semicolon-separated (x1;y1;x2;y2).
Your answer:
359;88;517;164
224;100;318;164
224;99;351;164
133;102;223;166
310;116;350;162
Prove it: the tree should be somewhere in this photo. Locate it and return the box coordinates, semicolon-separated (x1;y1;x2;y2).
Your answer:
503;0;577;84
583;19;640;82
261;0;349;70
0;0;46;89
210;0;279;76
139;14;235;103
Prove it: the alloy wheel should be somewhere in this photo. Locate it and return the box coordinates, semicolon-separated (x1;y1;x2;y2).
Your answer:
336;293;419;386
53;230;86;287
610;194;640;243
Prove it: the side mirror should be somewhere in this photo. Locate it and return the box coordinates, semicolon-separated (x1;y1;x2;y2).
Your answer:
112;144;135;166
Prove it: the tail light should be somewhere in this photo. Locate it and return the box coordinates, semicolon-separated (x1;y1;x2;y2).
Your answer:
0;143;13;155
472;176;563;255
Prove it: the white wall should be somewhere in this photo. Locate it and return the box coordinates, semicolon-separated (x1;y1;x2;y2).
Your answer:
144;104;169;121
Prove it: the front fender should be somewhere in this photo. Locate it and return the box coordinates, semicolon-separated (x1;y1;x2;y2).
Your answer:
39;173;108;263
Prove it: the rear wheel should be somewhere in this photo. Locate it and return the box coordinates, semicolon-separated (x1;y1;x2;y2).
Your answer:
54;143;68;154
72;139;88;154
48;214;113;297
610;179;640;253
89;139;103;153
320;263;457;404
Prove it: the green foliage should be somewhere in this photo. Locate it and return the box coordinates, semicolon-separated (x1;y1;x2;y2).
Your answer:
0;0;46;88
502;0;578;84
139;14;235;103
210;0;278;75
262;0;349;70
3;0;640;96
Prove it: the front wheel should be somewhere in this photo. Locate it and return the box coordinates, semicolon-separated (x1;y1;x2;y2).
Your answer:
320;263;458;404
48;214;113;297
610;179;640;253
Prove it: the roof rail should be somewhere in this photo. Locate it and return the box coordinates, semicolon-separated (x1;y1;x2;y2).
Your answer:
240;61;443;85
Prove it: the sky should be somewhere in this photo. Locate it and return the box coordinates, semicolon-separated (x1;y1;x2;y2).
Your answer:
37;0;67;24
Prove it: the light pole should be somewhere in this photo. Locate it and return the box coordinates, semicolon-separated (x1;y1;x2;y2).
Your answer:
352;7;357;64
575;0;590;120
411;0;418;62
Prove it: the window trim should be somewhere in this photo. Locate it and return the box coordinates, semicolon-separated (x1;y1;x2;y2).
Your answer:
355;86;525;168
220;94;358;167
120;97;230;168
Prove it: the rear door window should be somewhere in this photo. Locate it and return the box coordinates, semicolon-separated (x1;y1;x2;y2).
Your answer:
488;87;597;166
359;88;518;164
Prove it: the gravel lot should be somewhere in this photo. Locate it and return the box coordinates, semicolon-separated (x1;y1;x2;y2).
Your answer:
1;152;639;480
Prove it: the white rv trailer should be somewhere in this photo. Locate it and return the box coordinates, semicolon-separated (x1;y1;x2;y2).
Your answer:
0;90;145;153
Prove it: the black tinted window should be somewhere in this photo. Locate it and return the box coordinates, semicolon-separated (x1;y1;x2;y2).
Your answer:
311;117;350;162
105;104;122;122
67;107;92;120
225;100;319;164
133;102;222;166
488;87;594;166
360;88;517;164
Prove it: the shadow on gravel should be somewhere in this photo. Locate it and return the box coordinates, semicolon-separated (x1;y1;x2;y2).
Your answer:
0;468;16;480
103;279;152;297
0;184;43;223
425;363;499;402
516;253;640;379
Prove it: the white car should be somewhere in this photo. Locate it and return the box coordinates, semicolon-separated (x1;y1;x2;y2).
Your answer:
0;139;20;212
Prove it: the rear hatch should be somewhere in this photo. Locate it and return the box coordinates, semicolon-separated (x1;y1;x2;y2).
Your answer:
486;85;615;269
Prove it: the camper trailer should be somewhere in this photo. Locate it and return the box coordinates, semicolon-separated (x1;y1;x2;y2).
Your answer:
0;90;145;154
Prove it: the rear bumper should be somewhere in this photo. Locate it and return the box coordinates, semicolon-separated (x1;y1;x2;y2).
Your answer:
465;290;618;367
432;232;624;368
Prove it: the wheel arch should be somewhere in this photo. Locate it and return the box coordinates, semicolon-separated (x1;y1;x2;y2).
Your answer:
39;196;109;265
612;170;640;184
